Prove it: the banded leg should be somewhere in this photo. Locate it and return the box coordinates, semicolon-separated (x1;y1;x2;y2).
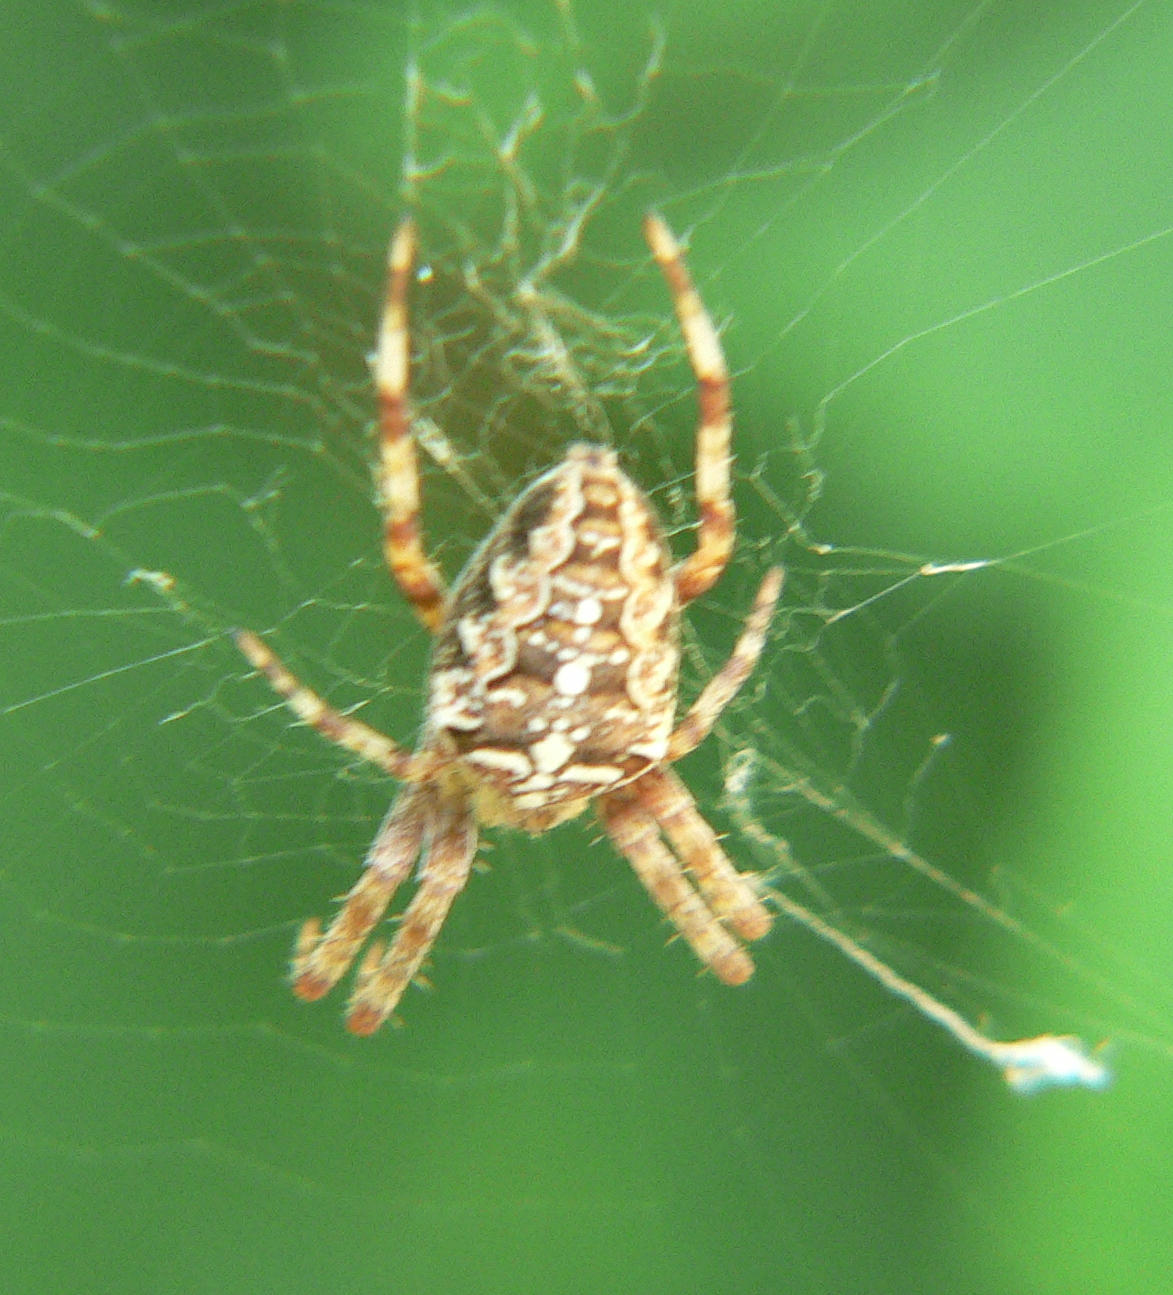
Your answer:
666;566;782;761
347;797;477;1035
645;212;735;605
235;629;435;780
597;786;754;986
375;216;447;630
635;766;771;941
291;785;431;1002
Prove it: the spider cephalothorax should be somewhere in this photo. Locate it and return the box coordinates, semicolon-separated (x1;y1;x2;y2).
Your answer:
237;214;781;1034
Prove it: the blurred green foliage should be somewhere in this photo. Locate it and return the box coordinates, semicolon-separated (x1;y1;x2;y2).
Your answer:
0;2;1169;1292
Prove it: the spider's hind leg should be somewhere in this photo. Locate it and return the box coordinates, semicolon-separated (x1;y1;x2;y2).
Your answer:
644;213;735;606
375;216;448;631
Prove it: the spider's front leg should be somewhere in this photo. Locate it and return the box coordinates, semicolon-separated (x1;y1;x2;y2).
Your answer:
291;784;432;1005
345;795;478;1035
597;784;755;986
636;766;772;943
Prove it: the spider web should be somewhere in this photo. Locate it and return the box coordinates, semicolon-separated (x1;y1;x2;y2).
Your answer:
2;2;1171;1292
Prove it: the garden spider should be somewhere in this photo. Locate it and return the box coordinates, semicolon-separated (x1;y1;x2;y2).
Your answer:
236;213;782;1034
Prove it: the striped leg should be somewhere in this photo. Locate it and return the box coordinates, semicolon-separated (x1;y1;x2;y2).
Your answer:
235;629;431;780
597;786;754;986
634;766;771;941
291;785;431;1003
645;213;735;605
666;566;782;761
346;797;477;1035
375;216;447;630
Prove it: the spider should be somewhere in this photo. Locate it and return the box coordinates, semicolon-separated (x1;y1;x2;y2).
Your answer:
236;213;782;1034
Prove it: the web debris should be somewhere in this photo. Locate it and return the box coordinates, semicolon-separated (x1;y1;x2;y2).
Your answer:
725;754;1111;1094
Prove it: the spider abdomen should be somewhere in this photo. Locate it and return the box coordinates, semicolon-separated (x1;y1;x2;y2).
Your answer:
425;443;681;831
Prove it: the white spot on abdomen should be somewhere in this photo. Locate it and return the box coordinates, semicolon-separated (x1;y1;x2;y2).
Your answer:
561;763;624;786
464;747;533;778
573;597;602;625
553;660;591;696
530;731;575;773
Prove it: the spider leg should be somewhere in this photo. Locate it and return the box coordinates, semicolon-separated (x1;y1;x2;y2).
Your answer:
644;212;735;606
666;566;782;761
292;785;432;1002
235;629;433;780
375;216;447;631
346;796;477;1035
635;766;772;941
597;786;754;986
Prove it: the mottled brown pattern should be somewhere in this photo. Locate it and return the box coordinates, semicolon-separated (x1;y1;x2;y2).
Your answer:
234;214;781;1034
426;444;680;830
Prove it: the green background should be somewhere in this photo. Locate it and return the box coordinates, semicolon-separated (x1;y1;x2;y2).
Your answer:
1;2;1170;1293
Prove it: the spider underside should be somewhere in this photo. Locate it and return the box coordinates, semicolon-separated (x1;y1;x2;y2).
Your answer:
236;213;782;1034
